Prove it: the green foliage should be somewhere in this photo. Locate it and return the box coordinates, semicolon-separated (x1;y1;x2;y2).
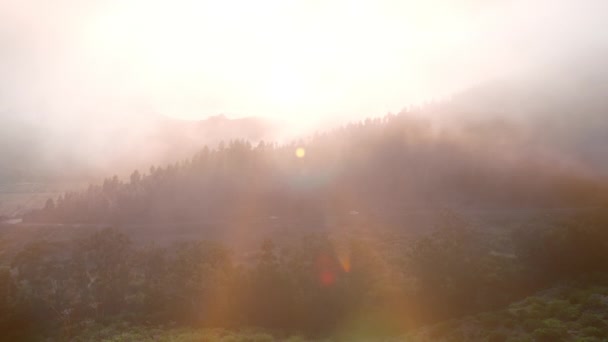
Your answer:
532;327;567;342
547;299;580;320
406;278;608;342
574;337;602;342
284;335;308;342
479;312;502;329
4;211;608;340
505;337;533;342
522;318;542;332
578;313;607;329
486;330;507;342
70;324;292;342
513;211;608;287
580;326;606;338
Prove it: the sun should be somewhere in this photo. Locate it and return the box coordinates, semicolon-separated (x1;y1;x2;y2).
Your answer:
264;64;310;109
79;0;473;124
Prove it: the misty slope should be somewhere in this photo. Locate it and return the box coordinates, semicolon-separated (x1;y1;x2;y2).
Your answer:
0;116;46;181
15;53;608;223
0;114;277;183
438;52;608;175
24;109;607;225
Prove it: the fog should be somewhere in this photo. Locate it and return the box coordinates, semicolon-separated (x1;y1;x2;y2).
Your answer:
1;0;608;181
3;3;608;338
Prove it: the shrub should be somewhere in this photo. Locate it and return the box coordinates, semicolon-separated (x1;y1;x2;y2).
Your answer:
479;313;503;329
547;299;580;320
582;295;606;311
559;305;581;320
506;337;533;342
487;330;507;342
547;300;568;313
524;303;545;320
503;318;516;329
568;321;582;331
580;326;601;337
543;318;565;329
574;337;602;342
580;326;608;339
569;291;588;305
220;333;246;342
250;333;275;342
522;318;541;332
507;336;534;342
532;327;567;342
428;322;456;339
578;313;607;329
444;329;466;342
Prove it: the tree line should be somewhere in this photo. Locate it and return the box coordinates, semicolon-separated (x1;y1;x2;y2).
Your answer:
25;112;605;225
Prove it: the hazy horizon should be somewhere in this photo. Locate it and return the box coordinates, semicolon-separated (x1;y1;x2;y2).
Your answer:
1;0;608;184
3;2;608;340
2;0;607;127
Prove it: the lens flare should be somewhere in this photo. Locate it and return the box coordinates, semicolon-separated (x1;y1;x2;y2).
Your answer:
320;270;336;286
338;254;351;273
295;147;306;158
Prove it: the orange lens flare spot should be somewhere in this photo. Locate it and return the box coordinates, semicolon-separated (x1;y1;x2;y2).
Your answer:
339;256;351;273
295;147;306;158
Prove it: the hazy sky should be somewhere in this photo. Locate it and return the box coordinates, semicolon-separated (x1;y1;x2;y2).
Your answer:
1;0;606;127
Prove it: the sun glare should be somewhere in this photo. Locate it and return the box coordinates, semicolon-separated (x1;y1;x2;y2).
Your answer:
77;0;482;124
295;147;306;158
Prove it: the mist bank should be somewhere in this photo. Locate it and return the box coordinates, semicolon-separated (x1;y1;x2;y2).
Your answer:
24;108;608;226
3;51;608;188
0;114;283;183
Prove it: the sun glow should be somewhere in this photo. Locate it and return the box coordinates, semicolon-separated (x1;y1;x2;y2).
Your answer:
79;0;482;123
295;147;306;158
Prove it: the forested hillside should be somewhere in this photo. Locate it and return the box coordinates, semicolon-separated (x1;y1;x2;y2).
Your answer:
4;0;608;340
4;210;608;340
6;107;608;340
24;111;606;225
